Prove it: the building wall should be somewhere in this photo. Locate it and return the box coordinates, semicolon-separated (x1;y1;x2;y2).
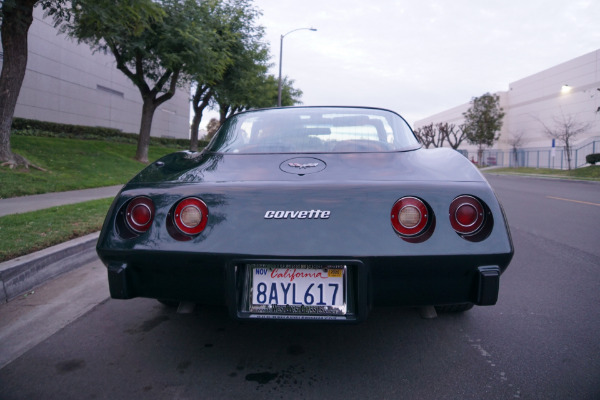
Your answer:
0;7;190;139
415;49;600;152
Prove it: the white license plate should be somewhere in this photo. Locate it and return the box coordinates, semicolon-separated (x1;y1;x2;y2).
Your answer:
249;265;347;315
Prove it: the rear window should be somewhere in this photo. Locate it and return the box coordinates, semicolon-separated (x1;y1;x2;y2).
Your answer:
206;107;420;153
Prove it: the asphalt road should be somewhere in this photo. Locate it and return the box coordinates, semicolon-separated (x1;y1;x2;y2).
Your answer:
0;175;599;399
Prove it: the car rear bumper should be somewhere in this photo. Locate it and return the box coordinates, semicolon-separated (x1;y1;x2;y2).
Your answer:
101;251;509;322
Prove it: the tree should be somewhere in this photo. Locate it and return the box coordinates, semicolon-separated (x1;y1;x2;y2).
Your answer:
539;113;591;170
413;123;448;148
189;0;266;151
506;130;525;167
190;84;216;150
211;40;273;124
60;0;222;162
275;76;303;108
432;123;446;148
0;0;68;169
440;123;466;149
414;123;434;148
205;118;220;140
462;92;505;165
214;74;302;124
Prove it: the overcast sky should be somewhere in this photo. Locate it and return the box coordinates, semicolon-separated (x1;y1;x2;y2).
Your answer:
252;0;600;125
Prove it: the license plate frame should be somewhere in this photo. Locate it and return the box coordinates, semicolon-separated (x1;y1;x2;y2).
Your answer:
245;264;348;317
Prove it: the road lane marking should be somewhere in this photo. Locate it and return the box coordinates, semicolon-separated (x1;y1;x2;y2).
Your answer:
546;196;600;207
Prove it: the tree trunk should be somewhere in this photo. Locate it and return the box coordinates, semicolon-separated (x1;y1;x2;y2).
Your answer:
190;86;213;152
564;142;572;170
0;0;37;166
190;112;202;152
219;105;229;125
136;98;158;163
477;145;484;166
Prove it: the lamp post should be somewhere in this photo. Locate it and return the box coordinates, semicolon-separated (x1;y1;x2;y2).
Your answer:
277;27;317;107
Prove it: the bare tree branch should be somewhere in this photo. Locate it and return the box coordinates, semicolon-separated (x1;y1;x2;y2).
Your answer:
506;130;525;167
414;124;435;148
537;113;591;170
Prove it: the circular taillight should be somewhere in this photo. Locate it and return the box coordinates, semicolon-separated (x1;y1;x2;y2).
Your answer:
449;195;485;235
391;197;429;237
125;197;154;233
173;197;208;235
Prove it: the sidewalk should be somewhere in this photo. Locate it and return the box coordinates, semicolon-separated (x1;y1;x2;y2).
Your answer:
0;185;122;217
0;185;122;303
0;255;109;369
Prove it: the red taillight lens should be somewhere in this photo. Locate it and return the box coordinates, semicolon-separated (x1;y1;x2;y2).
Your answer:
173;197;208;236
449;195;484;235
391;197;429;237
125;196;154;233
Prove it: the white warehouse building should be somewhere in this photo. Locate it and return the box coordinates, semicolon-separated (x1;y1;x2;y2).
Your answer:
0;7;190;139
414;49;600;169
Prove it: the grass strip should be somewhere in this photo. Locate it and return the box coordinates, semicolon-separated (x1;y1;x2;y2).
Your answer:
0;198;113;262
485;166;600;181
1;136;179;198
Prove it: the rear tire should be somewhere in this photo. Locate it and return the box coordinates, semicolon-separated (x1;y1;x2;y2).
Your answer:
435;303;474;313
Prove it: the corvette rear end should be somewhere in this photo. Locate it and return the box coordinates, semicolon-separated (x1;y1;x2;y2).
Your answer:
96;107;513;322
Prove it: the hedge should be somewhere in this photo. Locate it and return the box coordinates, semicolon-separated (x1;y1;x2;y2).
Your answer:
586;153;600;165
11;117;208;149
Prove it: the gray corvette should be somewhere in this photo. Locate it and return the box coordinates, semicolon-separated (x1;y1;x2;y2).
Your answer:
96;106;513;322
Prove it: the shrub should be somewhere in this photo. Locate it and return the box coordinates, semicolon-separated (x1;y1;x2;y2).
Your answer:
586;153;600;165
12;118;123;136
11;117;207;149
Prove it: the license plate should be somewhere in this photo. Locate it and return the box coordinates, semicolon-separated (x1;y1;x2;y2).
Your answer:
248;265;347;316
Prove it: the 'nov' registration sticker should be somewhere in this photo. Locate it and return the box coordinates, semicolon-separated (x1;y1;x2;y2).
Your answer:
248;265;347;316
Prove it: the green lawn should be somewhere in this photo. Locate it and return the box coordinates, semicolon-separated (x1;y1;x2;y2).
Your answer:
485;166;600;181
1;136;179;198
0;134;187;261
0;198;113;262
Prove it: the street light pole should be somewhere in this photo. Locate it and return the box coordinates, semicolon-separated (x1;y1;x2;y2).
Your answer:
277;27;317;107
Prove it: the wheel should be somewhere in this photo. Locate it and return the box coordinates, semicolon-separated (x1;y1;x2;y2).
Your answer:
435;303;474;313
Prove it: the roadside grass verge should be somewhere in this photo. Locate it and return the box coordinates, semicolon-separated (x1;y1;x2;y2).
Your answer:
1;136;181;198
0;198;113;263
485;166;600;181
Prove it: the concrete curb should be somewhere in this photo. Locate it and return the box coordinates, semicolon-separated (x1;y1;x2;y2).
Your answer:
0;232;100;303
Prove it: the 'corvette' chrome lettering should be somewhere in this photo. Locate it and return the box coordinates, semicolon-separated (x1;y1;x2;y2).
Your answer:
264;210;330;219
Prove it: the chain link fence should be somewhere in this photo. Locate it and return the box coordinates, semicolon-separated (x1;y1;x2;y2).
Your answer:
459;136;600;169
